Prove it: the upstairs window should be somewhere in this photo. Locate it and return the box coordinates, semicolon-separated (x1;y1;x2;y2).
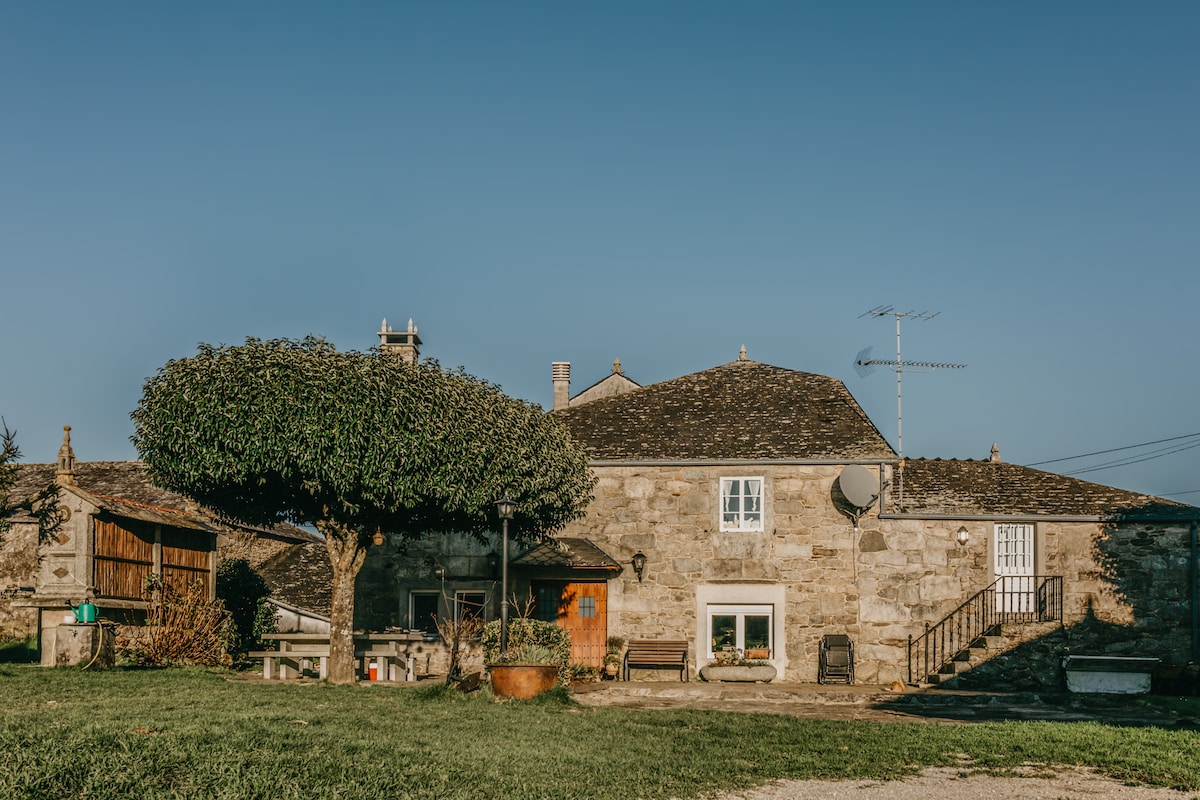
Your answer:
720;477;763;531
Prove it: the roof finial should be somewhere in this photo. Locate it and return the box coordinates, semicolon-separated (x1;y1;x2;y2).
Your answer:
56;425;76;486
738;344;747;361
613;357;622;375
990;442;1001;463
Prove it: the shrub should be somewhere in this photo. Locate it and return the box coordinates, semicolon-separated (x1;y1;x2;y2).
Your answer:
124;575;231;667
215;558;274;656
564;662;600;683
480;618;570;670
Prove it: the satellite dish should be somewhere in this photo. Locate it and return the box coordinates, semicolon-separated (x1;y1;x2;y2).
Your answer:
838;465;879;511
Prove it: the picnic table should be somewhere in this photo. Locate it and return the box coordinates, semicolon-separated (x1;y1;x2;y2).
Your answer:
254;631;427;681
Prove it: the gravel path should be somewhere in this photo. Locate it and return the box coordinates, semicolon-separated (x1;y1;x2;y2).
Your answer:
718;766;1196;800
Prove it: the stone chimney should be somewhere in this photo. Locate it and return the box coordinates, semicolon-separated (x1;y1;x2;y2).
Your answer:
379;317;422;366
990;442;1001;463
55;425;76;486
552;362;571;411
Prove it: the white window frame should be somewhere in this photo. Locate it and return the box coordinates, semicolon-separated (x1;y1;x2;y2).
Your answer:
706;604;774;658
409;590;441;633
720;476;764;532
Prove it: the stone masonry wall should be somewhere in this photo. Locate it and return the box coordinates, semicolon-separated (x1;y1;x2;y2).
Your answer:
560;465;1196;686
0;521;40;639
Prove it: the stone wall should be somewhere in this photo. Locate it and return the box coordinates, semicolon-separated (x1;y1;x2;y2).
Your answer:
558;464;1197;686
0;521;40;639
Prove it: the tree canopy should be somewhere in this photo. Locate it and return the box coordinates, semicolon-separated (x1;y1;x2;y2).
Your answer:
131;336;594;683
132;336;593;539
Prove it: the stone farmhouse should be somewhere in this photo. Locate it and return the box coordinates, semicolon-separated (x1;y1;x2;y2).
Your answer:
361;334;1199;686
4;320;1196;687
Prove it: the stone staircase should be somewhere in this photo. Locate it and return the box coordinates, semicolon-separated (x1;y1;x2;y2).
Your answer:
921;621;1063;688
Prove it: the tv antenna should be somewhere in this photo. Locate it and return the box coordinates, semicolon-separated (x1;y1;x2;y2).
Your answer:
855;305;966;507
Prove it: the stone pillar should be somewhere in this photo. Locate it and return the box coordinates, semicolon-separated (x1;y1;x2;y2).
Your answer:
52;623;115;668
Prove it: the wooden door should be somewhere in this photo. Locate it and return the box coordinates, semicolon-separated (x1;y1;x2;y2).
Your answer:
535;581;607;667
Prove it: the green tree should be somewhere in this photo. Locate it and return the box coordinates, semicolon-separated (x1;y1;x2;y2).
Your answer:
131;337;593;684
1;420;65;545
0;421;19;541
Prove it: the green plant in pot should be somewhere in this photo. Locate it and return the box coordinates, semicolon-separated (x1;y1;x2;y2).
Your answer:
603;635;625;679
481;618;571;700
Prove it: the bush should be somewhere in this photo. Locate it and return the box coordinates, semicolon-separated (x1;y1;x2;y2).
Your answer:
124;575;231;667
480;618;570;670
215;558;274;656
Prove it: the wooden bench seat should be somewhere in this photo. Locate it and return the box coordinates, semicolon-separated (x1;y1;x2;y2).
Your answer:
622;639;689;681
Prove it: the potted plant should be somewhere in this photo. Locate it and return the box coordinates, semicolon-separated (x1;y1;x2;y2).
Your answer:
603;636;625;679
480;617;571;700
698;648;777;683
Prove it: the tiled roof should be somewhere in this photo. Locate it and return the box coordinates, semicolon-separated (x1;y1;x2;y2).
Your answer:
9;461;318;541
256;540;333;617
511;537;622;570
899;459;1199;520
555;360;895;461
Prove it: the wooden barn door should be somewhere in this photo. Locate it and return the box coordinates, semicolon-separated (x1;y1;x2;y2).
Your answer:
534;581;608;667
93;519;153;600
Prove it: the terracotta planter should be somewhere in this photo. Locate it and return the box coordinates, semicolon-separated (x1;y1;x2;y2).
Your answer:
488;664;560;699
699;663;777;683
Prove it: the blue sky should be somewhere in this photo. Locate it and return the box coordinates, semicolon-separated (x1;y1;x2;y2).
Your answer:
2;2;1197;500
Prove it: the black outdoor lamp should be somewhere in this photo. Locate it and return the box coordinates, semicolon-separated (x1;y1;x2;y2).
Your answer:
631;551;647;582
496;496;517;654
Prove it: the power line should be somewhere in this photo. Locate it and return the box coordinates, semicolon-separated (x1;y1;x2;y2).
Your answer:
1025;431;1200;467
1063;439;1200;477
1161;489;1200;498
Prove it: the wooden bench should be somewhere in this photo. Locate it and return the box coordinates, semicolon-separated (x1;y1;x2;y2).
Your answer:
622;639;689;681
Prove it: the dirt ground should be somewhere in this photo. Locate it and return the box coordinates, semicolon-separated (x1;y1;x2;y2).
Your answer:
717;765;1198;800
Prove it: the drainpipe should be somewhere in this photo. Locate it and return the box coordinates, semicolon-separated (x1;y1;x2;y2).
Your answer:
1191;519;1198;663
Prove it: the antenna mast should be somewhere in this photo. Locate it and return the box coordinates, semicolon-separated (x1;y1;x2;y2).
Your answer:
855;305;966;507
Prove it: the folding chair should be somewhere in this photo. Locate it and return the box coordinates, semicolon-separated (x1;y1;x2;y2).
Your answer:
818;634;854;684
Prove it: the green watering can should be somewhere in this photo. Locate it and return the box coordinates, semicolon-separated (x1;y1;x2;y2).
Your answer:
71;601;97;623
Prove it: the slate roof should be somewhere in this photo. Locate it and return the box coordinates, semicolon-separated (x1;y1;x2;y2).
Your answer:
256;540;333;617
555;360;896;461
899;459;1199;520
511;537;622;570
9;461;318;540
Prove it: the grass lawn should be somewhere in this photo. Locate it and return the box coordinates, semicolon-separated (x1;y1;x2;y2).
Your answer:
1;665;1198;800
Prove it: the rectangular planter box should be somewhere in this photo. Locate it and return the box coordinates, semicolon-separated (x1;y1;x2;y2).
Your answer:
1062;655;1160;694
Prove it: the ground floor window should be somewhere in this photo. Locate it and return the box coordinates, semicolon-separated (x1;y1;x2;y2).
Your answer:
707;604;773;658
454;591;487;624
410;591;440;634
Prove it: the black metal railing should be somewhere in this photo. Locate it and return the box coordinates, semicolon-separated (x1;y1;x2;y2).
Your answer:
907;575;1063;685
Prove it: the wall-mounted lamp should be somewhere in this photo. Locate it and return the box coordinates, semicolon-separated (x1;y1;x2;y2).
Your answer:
486;551;500;579
631;551;647;582
956;526;970;547
372;527;385;546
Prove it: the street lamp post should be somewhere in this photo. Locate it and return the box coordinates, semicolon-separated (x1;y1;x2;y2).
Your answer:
495;496;517;655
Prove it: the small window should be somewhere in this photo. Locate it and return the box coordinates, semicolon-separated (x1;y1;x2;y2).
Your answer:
410;592;440;634
720;477;763;531
578;596;596;619
454;591;487;624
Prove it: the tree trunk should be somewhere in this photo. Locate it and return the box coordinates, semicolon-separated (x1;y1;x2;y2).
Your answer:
320;523;367;685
